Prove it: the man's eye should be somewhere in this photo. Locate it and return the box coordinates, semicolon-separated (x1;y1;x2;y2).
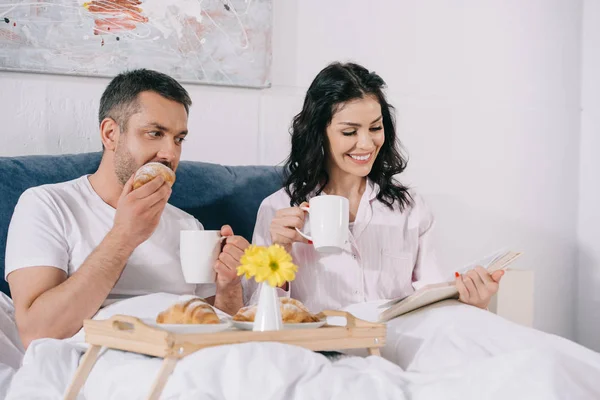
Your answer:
148;131;161;138
175;137;186;144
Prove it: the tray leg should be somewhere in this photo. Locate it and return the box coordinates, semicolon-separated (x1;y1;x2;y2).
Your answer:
367;347;381;357
63;344;102;400
146;357;178;400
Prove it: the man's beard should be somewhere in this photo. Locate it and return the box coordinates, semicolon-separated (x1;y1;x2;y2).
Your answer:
114;141;139;186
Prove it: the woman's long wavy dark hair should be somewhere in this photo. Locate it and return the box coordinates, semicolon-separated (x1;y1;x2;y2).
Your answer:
284;62;412;210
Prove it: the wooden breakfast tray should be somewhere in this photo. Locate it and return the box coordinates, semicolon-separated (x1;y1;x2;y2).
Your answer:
63;310;386;400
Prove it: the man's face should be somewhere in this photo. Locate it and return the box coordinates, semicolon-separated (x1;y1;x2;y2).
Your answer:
113;91;189;185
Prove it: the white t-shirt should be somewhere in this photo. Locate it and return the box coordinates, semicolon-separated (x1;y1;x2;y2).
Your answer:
4;176;215;305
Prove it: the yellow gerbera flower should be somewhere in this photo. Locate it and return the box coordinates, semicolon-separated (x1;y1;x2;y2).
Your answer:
237;245;267;279
240;245;263;266
254;244;298;287
236;244;298;287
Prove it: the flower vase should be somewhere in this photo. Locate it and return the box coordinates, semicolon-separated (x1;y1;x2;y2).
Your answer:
253;281;283;332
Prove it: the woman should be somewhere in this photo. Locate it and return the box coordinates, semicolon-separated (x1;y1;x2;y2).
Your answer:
246;62;503;313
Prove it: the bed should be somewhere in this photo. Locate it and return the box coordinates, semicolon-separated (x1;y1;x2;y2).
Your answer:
2;293;599;399
2;154;599;399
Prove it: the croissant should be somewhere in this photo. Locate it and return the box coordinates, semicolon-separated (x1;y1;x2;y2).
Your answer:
156;298;220;324
133;162;176;190
233;298;320;323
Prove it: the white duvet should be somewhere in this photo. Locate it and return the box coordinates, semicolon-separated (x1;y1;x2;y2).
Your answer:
0;293;24;400
3;293;600;400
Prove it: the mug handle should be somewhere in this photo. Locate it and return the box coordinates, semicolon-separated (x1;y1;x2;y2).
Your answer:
295;205;312;242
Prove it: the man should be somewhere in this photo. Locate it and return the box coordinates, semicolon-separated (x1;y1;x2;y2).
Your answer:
5;69;247;348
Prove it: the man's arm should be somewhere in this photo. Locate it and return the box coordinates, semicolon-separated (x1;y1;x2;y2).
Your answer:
8;174;171;348
214;283;243;315
203;282;243;316
8;230;136;348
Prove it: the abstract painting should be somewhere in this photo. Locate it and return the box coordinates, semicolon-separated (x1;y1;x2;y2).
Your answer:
0;0;272;87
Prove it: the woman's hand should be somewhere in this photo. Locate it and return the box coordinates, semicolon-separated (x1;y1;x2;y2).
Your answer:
455;267;504;309
269;202;310;252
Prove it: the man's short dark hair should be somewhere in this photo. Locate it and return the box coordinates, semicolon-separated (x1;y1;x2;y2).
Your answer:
99;69;192;132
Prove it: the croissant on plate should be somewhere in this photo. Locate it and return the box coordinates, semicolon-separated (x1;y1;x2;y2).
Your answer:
156;298;220;324
233;298;320;323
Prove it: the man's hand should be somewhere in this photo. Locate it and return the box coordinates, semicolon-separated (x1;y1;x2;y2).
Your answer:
214;225;250;290
211;225;248;315
112;174;172;248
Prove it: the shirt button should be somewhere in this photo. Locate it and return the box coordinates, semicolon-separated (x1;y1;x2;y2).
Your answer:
352;254;357;259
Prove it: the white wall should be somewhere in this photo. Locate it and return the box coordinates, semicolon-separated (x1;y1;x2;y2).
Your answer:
0;1;585;341
577;0;600;351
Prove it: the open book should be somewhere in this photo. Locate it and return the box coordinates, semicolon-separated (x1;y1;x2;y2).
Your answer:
378;249;523;322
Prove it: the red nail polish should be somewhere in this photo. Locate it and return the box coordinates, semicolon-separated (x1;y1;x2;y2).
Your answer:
308;240;313;245
455;272;460;278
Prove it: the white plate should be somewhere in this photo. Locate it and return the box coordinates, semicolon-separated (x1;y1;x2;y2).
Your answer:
140;318;232;334
231;319;327;331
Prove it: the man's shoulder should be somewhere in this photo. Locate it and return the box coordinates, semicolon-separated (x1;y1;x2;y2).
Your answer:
18;176;89;207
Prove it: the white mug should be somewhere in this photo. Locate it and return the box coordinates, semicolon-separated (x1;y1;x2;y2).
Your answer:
180;230;225;284
295;195;349;253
